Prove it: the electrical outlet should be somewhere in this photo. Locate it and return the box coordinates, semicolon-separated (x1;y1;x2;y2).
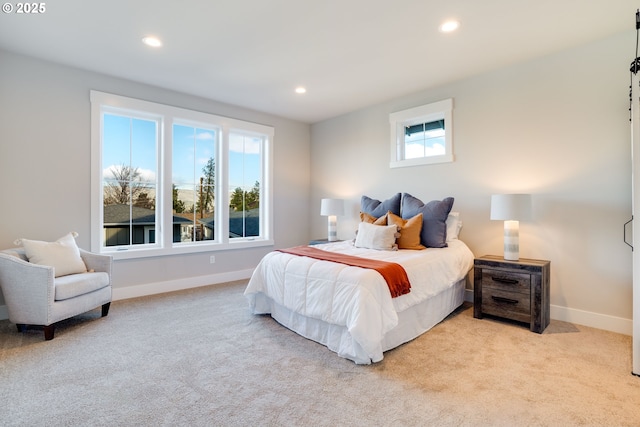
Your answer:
209;255;216;264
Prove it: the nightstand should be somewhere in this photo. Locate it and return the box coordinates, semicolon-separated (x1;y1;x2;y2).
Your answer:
473;255;550;333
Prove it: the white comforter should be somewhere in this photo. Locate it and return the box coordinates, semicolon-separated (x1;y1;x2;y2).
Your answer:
244;239;474;361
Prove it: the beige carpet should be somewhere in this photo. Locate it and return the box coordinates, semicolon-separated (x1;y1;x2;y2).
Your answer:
1;280;639;426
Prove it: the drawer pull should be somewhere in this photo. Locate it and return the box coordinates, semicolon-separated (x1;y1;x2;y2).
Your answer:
491;276;519;285
491;296;519;305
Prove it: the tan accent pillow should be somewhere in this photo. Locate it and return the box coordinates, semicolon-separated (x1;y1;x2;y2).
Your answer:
388;212;426;250
360;212;387;225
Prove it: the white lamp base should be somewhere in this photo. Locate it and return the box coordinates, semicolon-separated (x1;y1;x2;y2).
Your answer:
503;220;519;261
327;215;337;241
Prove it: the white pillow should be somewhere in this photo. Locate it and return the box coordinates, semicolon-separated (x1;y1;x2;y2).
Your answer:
15;232;87;277
354;222;398;251
446;212;463;241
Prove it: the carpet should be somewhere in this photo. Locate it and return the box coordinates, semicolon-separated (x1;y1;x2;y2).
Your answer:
1;280;639;426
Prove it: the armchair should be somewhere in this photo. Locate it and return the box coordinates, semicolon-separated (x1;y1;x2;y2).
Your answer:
0;248;112;340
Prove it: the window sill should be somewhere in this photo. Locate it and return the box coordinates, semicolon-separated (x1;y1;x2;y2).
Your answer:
389;153;454;168
104;239;275;260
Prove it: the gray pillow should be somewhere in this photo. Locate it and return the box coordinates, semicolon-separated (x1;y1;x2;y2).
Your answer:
401;194;454;248
361;193;401;217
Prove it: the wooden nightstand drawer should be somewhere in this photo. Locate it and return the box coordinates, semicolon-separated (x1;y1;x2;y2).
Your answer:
481;287;531;324
481;269;531;294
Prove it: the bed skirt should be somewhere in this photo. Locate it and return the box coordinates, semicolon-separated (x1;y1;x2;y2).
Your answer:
252;278;466;364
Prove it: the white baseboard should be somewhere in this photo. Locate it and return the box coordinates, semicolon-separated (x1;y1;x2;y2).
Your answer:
464;289;631;336
550;304;632;336
0;283;632;337
111;269;254;301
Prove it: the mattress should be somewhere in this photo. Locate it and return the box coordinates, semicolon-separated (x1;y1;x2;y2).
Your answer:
244;239;474;364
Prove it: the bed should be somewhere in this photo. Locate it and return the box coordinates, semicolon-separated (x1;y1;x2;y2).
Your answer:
244;193;475;364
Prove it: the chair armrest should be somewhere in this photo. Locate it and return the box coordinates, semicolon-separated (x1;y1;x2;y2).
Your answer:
0;252;55;324
79;249;112;278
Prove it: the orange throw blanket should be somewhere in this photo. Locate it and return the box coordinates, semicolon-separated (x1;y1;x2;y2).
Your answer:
277;246;411;298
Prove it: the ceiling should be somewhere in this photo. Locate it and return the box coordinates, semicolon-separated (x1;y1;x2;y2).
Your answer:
0;0;637;123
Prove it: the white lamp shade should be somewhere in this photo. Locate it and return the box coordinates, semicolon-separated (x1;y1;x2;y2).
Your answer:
320;198;344;216
490;194;532;221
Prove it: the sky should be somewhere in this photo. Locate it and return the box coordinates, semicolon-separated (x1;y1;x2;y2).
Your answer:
404;125;445;159
102;114;261;196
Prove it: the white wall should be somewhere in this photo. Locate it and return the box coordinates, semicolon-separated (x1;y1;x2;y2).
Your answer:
0;50;311;305
310;31;634;333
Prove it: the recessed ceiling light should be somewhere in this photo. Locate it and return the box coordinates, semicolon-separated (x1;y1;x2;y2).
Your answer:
439;20;460;33
142;36;162;47
295;87;307;94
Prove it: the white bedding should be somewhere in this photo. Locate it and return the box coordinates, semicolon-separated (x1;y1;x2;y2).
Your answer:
244;239;474;363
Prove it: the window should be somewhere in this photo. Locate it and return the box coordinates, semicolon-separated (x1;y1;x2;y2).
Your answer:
228;131;263;239
389;98;453;168
172;123;218;244
90;91;274;259
101;113;160;248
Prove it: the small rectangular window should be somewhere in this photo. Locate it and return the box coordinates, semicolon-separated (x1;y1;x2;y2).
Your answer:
390;98;453;168
404;120;445;159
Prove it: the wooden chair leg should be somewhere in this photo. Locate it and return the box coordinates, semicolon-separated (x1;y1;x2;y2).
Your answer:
102;302;111;317
15;302;111;340
43;324;55;341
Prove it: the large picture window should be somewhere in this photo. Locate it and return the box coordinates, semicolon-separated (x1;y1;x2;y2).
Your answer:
90;91;274;259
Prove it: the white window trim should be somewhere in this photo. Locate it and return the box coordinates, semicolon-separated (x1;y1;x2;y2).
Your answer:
90;90;274;260
389;98;453;168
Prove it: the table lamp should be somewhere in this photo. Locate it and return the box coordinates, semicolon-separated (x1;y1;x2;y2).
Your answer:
490;194;532;261
320;198;344;241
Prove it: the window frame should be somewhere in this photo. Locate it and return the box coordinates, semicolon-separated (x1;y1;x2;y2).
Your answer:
90;90;274;260
389;98;453;168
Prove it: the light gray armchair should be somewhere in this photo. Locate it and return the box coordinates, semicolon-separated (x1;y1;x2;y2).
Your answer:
0;248;112;340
